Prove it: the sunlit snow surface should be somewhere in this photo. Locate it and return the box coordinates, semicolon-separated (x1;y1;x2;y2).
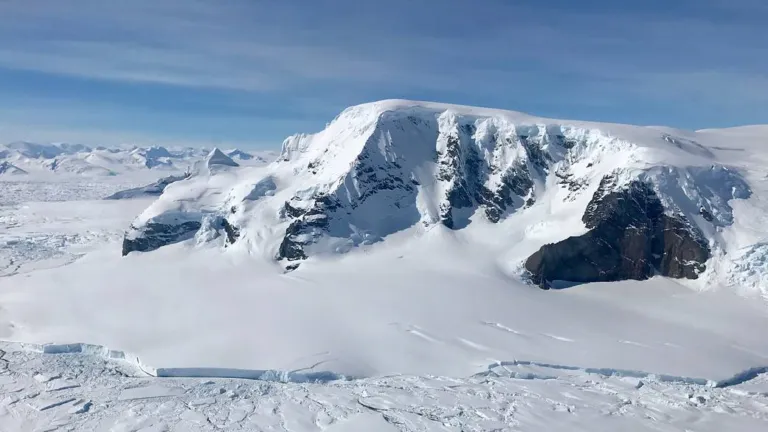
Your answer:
0;107;767;430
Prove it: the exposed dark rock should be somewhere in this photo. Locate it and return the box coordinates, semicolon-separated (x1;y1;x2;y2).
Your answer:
276;194;338;261
281;201;307;219
350;148;414;208
436;129;547;227
555;169;586;194
519;136;551;173
221;219;240;245
525;177;710;288
435;128;540;227
122;221;202;256
552;134;578;149
656;215;709;278
278;239;308;261
525;197;536;207
437;134;475;228
277;220;310;261
477;162;533;223
307;160;320;174
699;207;714;222
354;172;409;207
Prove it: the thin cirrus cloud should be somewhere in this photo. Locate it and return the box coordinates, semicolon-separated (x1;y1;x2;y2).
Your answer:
0;1;416;91
0;0;765;148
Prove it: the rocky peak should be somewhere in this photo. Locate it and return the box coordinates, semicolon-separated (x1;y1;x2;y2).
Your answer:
523;164;748;288
206;148;239;168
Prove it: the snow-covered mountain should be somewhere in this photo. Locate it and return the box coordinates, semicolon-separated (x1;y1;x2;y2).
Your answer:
205;147;240;169
0;141;274;177
122;100;767;293
4;101;768;431
226;148;262;161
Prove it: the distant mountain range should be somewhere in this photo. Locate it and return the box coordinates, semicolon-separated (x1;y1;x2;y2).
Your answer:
0;141;274;177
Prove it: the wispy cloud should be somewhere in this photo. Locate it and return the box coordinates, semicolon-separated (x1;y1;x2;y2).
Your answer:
0;95;319;148
3;0;760;94
0;0;765;144
0;121;246;149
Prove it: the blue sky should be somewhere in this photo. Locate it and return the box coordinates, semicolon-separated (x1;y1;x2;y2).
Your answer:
0;0;766;149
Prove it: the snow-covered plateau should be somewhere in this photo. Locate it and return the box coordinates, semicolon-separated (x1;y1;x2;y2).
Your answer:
1;100;767;431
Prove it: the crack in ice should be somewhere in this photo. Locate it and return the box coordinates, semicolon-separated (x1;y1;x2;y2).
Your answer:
7;340;768;389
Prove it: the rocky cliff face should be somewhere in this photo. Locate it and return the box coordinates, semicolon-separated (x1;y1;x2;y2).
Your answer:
524;176;711;288
122;213;241;256
433;116;539;228
122;221;202;256
272;111;577;262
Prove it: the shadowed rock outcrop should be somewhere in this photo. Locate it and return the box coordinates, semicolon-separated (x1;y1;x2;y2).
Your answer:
277;195;340;261
525;176;710;288
122;214;240;256
122;221;202;256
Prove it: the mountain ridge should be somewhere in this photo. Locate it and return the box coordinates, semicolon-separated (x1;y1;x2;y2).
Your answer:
0;142;273;177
